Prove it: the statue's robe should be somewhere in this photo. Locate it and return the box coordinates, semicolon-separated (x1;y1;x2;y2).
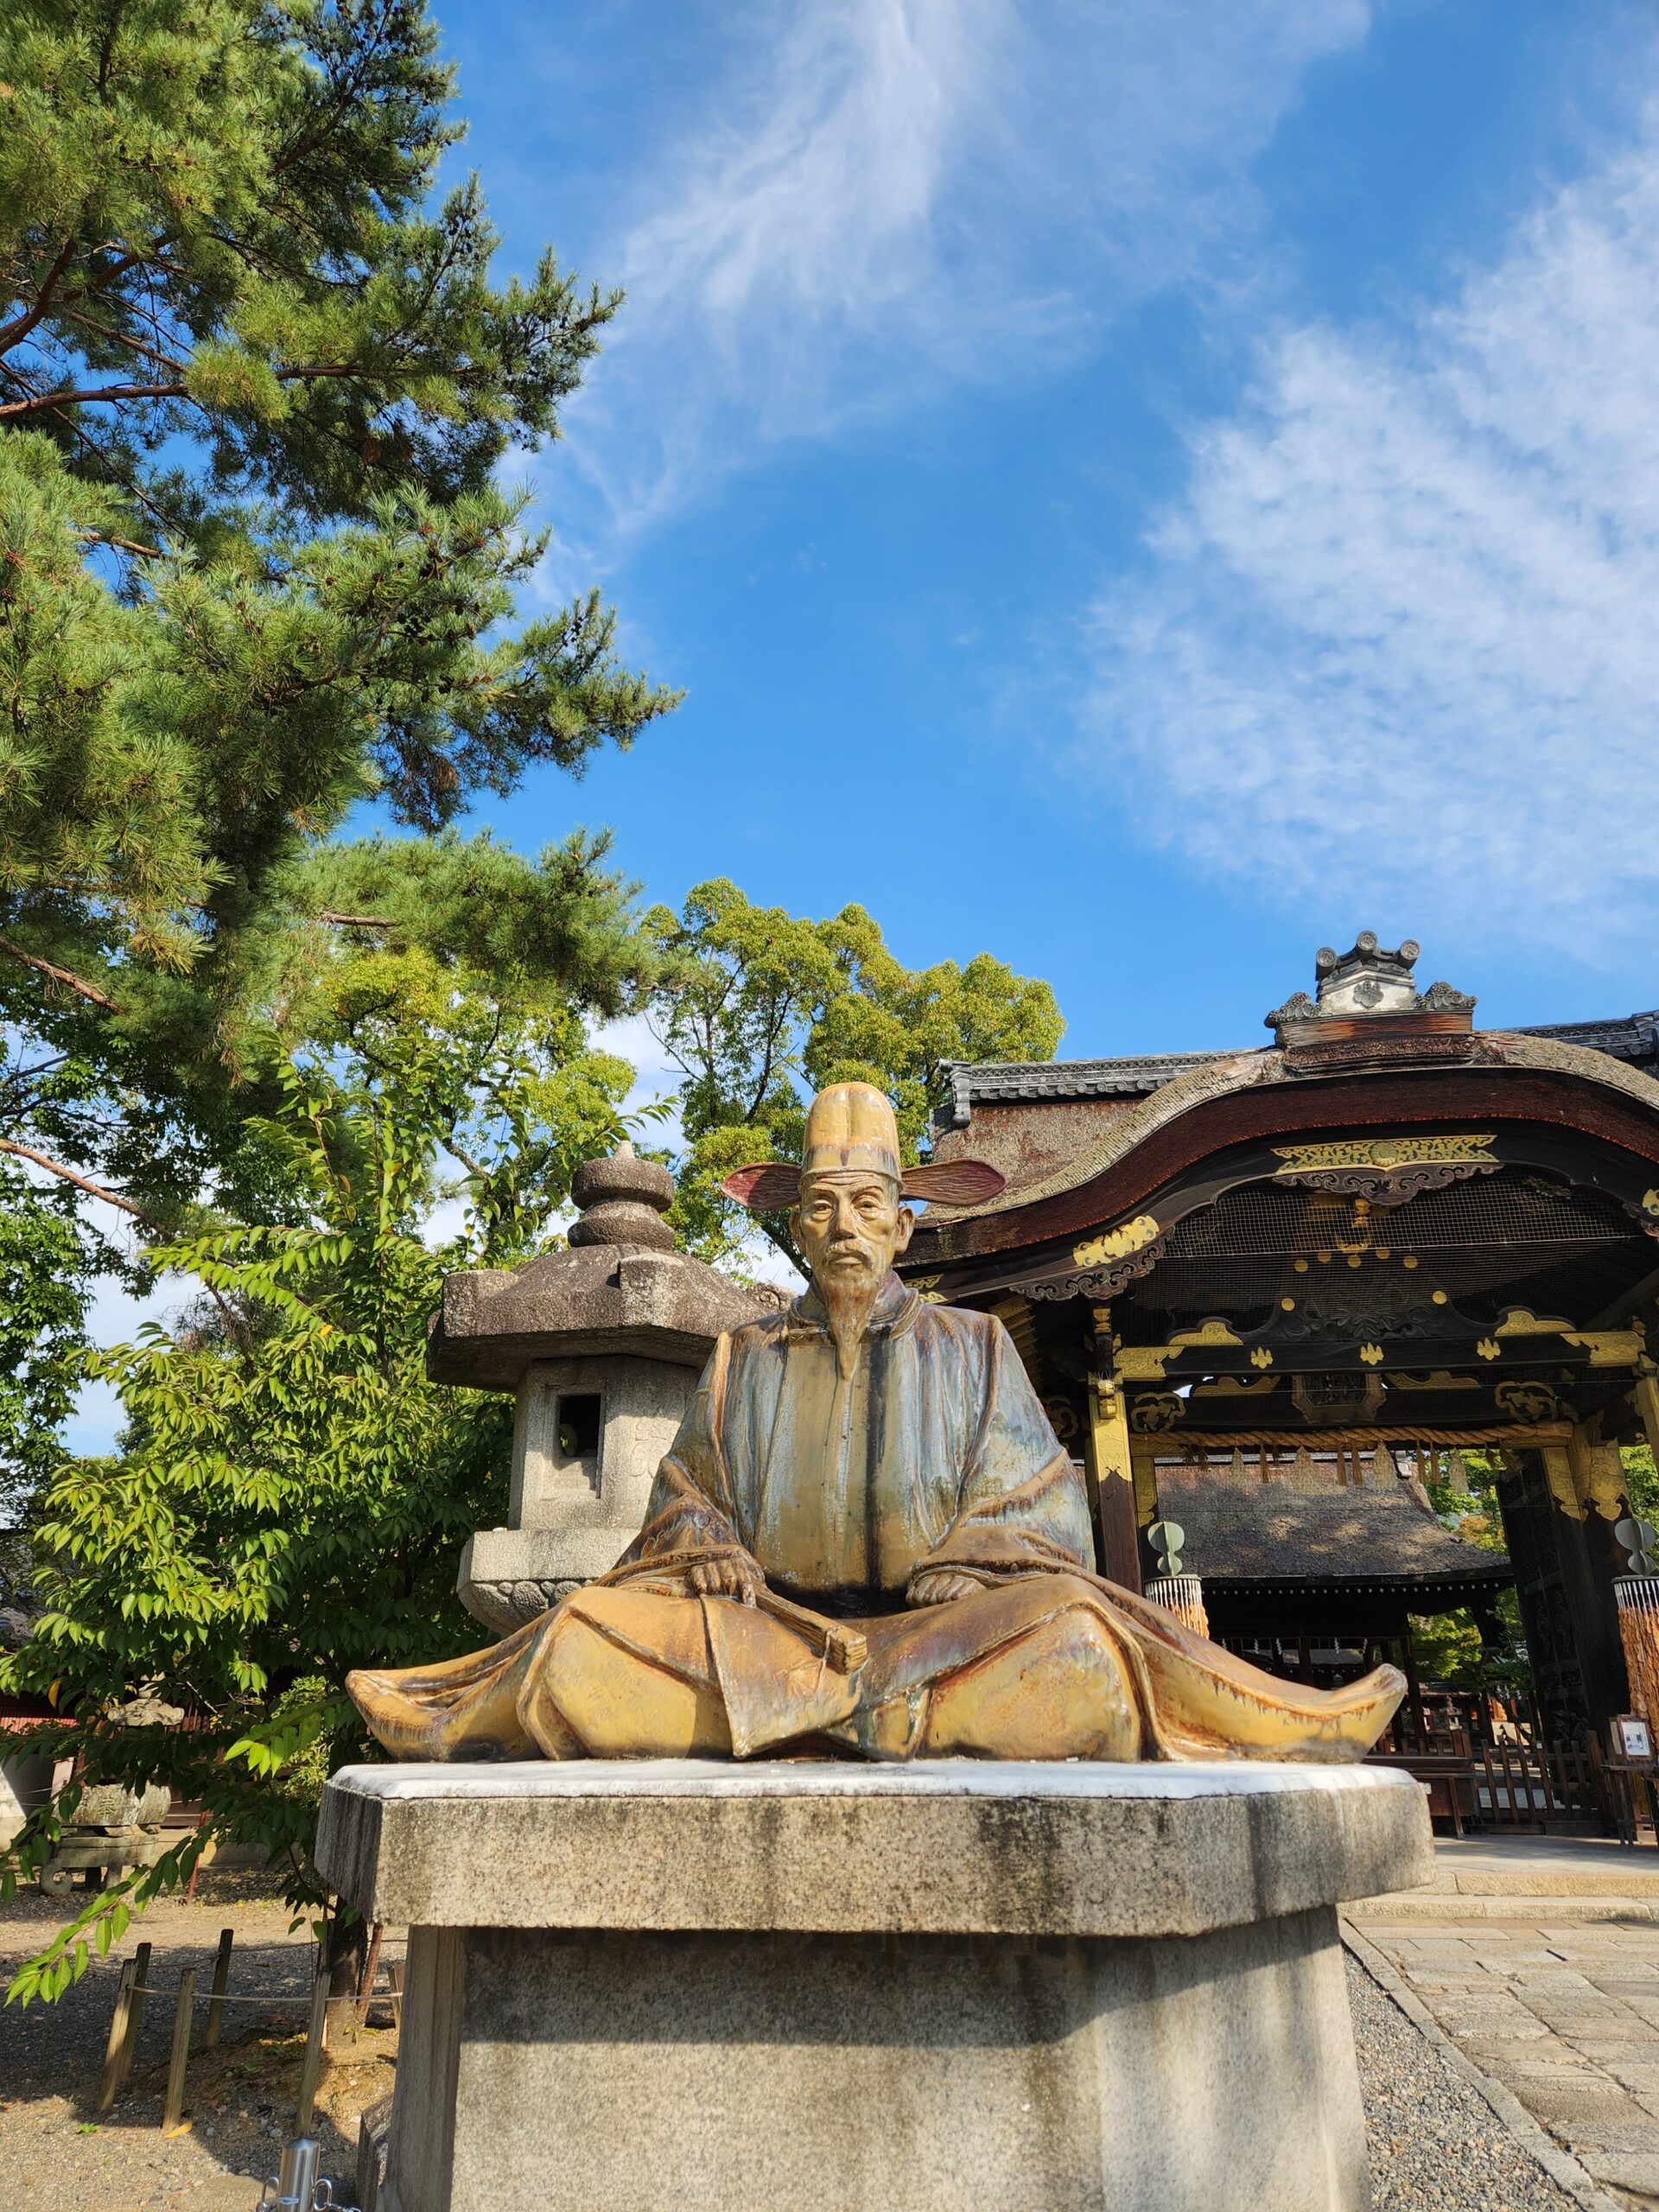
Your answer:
348;1276;1404;1764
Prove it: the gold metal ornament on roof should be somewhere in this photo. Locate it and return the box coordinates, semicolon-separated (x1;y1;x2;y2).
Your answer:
1271;1135;1497;1175
1072;1214;1160;1270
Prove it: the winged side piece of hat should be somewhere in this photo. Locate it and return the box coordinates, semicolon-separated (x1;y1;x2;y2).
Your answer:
720;1081;1006;1211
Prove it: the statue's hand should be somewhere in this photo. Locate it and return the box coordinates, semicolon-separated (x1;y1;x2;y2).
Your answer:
908;1569;984;1607
689;1553;766;1605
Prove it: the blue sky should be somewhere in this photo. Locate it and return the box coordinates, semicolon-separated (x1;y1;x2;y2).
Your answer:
65;0;1659;1440
423;0;1659;1061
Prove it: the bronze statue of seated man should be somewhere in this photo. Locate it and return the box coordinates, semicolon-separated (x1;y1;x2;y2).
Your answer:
349;1083;1403;1764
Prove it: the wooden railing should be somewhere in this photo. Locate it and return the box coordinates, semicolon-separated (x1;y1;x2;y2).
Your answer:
1369;1733;1659;1842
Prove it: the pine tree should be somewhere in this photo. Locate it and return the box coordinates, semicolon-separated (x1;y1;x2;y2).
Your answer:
0;0;677;1228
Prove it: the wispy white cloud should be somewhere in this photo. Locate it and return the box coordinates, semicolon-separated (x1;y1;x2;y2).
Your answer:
561;0;1373;533
1083;117;1659;957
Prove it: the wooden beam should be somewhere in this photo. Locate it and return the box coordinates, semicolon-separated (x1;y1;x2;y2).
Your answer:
1135;1421;1572;1451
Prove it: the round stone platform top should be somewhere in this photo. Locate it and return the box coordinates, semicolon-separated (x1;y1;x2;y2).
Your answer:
318;1758;1433;1940
426;1142;777;1391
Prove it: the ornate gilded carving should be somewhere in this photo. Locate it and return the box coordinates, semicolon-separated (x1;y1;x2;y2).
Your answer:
1073;1214;1160;1270
1266;1266;1458;1342
1283;1030;1480;1073
1494;1380;1562;1424
1494;1310;1647;1368
1272;1135;1497;1176
1291;1370;1384;1424
1042;1395;1080;1443
1279;1160;1498;1200
1493;1307;1574;1338
1026;1230;1167;1304
1282;1030;1478;1075
1129;1392;1184;1433
1116;1317;1243;1382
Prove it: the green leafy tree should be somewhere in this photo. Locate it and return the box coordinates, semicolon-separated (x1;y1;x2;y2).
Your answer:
0;0;677;1228
0;1164;94;1514
0;941;635;2002
1416;1452;1530;1701
645;879;1065;1271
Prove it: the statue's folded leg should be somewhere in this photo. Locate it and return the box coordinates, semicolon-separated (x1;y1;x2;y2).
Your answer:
347;1617;548;1761
524;1589;732;1758
846;1573;1405;1763
345;1590;732;1761
918;1603;1145;1760
839;1574;1150;1762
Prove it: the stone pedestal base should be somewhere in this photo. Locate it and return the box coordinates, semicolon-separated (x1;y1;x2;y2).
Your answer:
318;1760;1432;2212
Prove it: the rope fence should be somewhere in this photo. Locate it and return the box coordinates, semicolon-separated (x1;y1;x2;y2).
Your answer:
96;1923;402;2135
120;1981;401;2008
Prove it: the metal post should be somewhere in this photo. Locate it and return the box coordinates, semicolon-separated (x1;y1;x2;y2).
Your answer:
205;1925;234;2048
117;1939;152;2094
162;1966;196;2133
296;1967;328;2134
275;2135;321;2209
98;1959;137;2113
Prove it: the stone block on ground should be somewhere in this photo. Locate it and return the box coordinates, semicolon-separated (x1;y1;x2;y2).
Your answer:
319;1758;1431;2212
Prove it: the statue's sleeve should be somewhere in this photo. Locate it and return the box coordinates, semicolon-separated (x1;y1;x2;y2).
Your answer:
908;1313;1093;1586
602;1332;750;1580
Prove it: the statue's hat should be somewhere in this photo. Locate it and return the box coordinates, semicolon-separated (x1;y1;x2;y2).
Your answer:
721;1081;1006;1211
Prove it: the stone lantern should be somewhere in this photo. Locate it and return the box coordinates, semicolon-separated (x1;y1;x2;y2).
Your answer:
433;1145;775;1633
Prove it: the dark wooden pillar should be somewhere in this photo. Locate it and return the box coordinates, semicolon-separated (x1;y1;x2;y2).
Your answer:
1497;1447;1626;1740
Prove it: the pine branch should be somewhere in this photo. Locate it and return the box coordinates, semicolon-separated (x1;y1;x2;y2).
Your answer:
0;1136;159;1224
73;528;165;560
0;235;78;354
0;360;455;422
0;939;123;1013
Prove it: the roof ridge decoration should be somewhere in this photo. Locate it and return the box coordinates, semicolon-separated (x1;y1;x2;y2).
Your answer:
1264;932;1476;1038
910;1028;1659;1232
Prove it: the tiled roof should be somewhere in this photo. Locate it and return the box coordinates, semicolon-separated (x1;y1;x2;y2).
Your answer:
1154;1465;1512;1590
1516;1011;1659;1064
937;1052;1222;1127
937;1010;1659;1128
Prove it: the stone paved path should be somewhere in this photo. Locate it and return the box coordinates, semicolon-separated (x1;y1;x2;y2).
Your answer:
1360;1913;1659;2207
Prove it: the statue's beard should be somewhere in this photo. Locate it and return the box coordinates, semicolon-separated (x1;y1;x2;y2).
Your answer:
815;1248;886;1379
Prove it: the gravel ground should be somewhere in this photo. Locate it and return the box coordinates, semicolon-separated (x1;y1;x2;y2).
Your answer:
1348;1948;1583;2212
0;1873;396;2210
1;1874;1592;2209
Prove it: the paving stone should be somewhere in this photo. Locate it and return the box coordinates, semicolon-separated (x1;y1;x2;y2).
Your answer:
1573;2143;1659;2202
1489;2075;1650;2127
1371;1909;1659;2202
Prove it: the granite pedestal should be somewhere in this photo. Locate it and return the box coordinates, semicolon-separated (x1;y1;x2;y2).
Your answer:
318;1759;1432;2212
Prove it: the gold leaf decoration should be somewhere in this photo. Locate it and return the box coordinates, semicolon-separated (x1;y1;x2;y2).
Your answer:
1271;1134;1497;1174
1072;1214;1160;1269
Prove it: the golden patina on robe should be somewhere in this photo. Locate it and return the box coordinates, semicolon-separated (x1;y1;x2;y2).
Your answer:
350;1274;1404;1765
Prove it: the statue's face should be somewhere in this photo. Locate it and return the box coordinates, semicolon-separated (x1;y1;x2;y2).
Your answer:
793;1170;914;1296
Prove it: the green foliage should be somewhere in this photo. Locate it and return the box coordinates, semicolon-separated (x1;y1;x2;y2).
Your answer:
1417;1450;1530;1697
1;943;636;1999
1408;1596;1531;1697
646;880;1065;1268
0;0;677;1225
1620;1440;1659;1521
0;1163;93;1512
